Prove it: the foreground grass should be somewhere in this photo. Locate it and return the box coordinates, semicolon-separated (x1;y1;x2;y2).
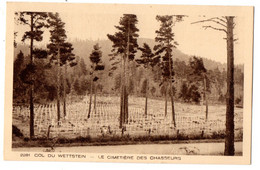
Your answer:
12;132;243;148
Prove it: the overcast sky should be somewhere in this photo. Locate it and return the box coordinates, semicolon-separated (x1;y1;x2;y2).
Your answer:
14;7;248;64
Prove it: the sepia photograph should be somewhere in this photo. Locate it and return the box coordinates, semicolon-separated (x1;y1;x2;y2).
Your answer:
4;2;253;164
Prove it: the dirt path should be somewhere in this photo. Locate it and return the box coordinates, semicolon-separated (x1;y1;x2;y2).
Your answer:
13;142;242;155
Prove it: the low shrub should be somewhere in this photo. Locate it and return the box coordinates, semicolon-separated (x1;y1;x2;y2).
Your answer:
12;125;23;137
74;136;92;143
211;131;225;139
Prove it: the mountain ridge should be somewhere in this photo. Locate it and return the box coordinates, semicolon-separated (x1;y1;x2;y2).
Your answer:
14;38;243;72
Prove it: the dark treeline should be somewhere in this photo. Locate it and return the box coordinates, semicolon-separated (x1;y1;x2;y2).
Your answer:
13;48;244;105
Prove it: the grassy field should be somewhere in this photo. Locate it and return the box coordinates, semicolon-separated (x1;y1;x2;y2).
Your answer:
12;95;243;146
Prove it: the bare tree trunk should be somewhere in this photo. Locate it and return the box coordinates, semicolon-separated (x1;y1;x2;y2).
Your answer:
120;83;123;128
165;83;168;117
94;82;96;115
63;64;67;118
203;74;208;121
119;57;124;128
224;16;235;156
87;74;93;119
57;46;61;123
124;19;130;124
122;59;128;124
170;86;176;126
121;56;126;126
124;88;128;124
29;85;34;138
145;95;148;116
144;78;149;116
167;44;176;127
29;13;34;139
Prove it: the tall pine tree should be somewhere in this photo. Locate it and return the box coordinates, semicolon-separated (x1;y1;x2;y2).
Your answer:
18;12;48;138
60;42;76;118
47;12;76;122
107;14;139;128
191;16;236;155
189;56;209;120
154;15;184;126
13;51;25;102
136;43;160;116
87;44;105;119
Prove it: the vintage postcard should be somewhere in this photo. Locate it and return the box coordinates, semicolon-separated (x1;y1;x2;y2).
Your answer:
4;2;253;164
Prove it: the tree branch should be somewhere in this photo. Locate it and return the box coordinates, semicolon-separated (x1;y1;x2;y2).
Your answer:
232;23;236;29
23;22;31;27
202;25;227;33
19;17;31;26
191;17;227;28
209;18;227;28
214;17;227;24
33;17;40;25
